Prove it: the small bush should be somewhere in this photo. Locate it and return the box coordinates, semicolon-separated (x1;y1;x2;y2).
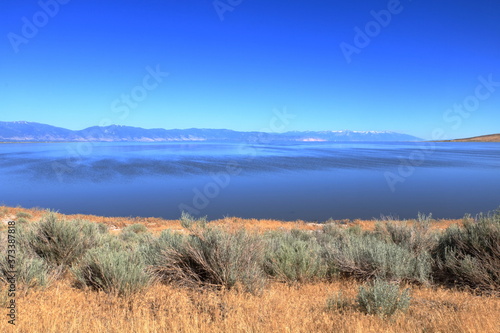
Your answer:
15;218;29;225
356;279;411;317
180;211;208;229
264;230;326;283
138;230;186;267
73;246;150;296
433;210;500;293
16;211;32;219
326;291;353;313
0;250;53;289
320;222;363;242
152;214;266;293
0;231;53;289
119;229;151;244
322;233;431;283
96;223;109;234
374;217;437;255
122;223;148;234
23;213;106;267
346;224;363;236
315;226;348;278
322;223;348;240
158;229;186;248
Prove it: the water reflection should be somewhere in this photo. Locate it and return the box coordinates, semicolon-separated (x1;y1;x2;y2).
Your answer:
0;142;499;220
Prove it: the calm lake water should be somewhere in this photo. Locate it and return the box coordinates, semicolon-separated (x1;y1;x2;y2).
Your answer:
1;142;499;221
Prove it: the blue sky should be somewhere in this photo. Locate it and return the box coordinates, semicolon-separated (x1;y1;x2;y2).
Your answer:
0;0;499;139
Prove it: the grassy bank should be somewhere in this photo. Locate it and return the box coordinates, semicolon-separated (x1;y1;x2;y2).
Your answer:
0;206;498;332
0;205;461;233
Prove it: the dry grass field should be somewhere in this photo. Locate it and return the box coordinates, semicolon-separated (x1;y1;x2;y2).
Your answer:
1;279;499;333
0;206;498;333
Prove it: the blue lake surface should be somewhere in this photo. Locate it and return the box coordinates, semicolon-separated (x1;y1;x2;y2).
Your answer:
1;141;499;221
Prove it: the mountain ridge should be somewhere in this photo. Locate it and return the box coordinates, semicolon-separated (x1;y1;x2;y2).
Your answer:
0;121;422;142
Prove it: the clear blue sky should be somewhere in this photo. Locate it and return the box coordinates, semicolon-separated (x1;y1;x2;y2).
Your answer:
1;0;499;139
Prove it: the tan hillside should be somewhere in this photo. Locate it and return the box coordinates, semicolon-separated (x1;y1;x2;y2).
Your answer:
441;134;500;142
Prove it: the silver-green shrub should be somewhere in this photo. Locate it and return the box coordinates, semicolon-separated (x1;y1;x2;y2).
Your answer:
374;214;437;255
356;279;411;317
264;230;326;283
152;214;266;293
322;233;431;283
433;210;500;293
0;227;54;289
22;213;106;267
73;245;151;296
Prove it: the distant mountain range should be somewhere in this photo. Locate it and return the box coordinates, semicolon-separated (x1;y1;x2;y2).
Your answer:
0;121;422;142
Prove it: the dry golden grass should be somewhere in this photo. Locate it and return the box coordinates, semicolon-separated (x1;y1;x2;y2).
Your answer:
2;280;499;333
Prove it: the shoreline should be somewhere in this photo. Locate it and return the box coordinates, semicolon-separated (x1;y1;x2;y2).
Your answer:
0;205;463;233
